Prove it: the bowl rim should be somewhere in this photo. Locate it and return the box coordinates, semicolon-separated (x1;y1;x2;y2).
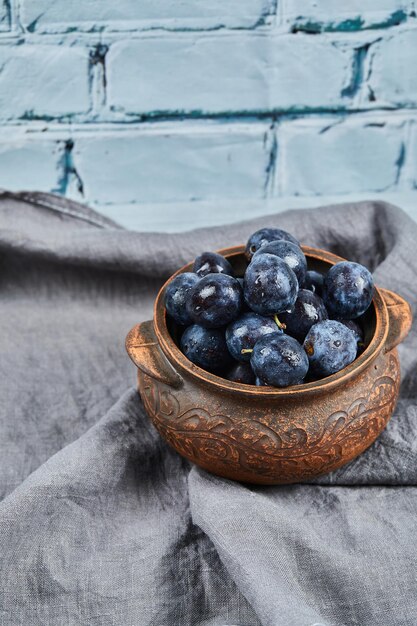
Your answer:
153;245;389;397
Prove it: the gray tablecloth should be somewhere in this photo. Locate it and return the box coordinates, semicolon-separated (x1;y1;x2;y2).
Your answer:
0;192;416;626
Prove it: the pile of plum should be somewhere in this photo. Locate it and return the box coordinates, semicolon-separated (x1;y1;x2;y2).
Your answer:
164;227;374;388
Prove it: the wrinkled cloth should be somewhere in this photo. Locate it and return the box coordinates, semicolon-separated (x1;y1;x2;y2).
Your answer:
0;191;416;626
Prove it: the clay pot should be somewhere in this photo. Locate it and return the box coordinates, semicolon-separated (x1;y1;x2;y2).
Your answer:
126;246;412;484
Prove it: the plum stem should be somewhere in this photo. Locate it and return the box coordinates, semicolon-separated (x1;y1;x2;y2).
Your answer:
305;343;314;356
274;314;286;330
241;348;253;354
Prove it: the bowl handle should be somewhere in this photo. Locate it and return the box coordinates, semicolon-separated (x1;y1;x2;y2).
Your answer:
125;320;183;389
380;288;413;353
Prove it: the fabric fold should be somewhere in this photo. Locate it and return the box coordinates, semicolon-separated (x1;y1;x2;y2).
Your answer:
1;192;416;625
0;389;260;626
189;468;417;626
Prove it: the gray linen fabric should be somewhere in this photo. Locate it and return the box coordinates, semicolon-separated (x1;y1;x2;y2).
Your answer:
0;191;416;626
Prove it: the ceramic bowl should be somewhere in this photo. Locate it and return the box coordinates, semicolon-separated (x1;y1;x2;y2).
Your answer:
126;246;412;484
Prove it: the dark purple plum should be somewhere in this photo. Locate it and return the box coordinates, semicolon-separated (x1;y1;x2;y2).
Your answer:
186;273;242;328
304;270;325;296
165;272;200;326
251;332;309;387
323;261;374;320
236;277;251;312
280;289;328;342
226;362;256;385
244;254;299;316
254;240;307;285
245;227;300;260
225;312;279;363
180;325;232;372
255;376;269;386
193;251;234;278
303;320;357;377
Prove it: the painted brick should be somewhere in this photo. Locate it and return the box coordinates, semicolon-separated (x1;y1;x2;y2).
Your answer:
94;192;417;232
1;1;417;232
369;29;417;107
408;124;417;189
107;34;352;115
21;0;274;32
282;0;410;32
0;46;89;120
71;124;272;204
279;118;403;196
0;136;61;191
0;1;10;31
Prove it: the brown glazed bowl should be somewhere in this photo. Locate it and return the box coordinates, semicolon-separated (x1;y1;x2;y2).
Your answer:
126;246;412;484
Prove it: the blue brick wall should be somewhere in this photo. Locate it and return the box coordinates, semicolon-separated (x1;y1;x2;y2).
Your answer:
0;1;416;231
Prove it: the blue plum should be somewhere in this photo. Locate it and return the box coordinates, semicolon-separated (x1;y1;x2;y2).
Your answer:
304;270;325;296
226;362;256;385
245;227;300;260
254;240;307;285
236;277;251;312
339;319;364;346
165;272;200;326
180;325;232;372
303;320;357;377
225;312;279;363
251;332;309;387
323;261;374;319
193;251;234;278
280;289;328;342
186;273;243;328
244;253;299;315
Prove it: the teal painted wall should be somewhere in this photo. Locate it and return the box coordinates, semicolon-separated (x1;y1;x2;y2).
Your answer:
0;1;416;230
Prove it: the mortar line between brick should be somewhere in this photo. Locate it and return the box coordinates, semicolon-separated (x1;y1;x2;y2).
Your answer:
263;123;277;198
3;0;11;30
397;119;413;190
5;106;417;129
4;20;417;42
88;43;109;116
12;0;23;33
